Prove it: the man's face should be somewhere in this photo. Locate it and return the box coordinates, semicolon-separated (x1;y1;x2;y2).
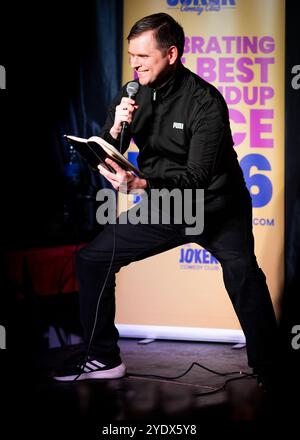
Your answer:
128;30;175;87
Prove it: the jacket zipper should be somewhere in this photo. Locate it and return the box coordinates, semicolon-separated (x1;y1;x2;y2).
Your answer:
150;89;159;151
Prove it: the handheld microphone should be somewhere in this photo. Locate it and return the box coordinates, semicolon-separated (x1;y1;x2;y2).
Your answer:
122;81;140;131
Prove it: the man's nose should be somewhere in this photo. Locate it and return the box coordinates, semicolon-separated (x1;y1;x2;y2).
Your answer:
130;56;141;69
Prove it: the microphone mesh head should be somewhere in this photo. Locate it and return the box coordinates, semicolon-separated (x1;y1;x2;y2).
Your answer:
126;81;140;98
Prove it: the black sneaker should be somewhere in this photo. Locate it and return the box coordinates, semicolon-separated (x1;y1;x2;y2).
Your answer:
53;355;126;382
255;370;276;393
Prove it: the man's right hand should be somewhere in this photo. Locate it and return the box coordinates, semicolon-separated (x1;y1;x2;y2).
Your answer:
109;97;139;139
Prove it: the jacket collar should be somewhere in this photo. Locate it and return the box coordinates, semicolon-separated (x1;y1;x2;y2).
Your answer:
148;62;186;102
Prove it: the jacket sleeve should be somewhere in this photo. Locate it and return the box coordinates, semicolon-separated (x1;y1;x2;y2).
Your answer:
146;97;228;190
100;89;132;154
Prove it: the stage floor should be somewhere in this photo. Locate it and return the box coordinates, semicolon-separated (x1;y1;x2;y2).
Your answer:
9;338;297;438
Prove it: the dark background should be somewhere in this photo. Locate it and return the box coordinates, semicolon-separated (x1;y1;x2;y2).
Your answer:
282;0;300;369
2;0;123;249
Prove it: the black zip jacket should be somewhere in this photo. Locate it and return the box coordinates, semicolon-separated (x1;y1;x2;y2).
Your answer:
101;63;246;200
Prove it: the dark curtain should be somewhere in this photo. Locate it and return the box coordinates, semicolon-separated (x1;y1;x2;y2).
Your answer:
4;0;123;248
281;0;300;369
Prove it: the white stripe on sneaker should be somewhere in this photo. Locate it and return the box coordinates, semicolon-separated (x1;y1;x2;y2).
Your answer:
89;360;106;368
85;361;103;371
83;366;92;372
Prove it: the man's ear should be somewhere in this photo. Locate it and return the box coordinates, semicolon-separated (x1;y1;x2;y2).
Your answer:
168;46;178;65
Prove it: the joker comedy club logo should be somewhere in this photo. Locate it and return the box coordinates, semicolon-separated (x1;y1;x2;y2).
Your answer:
166;0;236;15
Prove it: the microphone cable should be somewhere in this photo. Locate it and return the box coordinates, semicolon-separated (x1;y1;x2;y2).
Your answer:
127;361;256;396
73;197;118;382
74;83;139;380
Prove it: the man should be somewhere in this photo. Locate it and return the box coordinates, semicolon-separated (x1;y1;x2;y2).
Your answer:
54;13;278;387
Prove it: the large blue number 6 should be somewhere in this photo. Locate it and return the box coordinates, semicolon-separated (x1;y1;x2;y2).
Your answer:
239;154;272;207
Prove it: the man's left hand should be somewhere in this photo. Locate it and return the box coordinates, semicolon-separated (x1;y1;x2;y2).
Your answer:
98;158;147;193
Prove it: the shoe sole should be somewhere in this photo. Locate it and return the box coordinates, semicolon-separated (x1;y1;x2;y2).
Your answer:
53;363;126;382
